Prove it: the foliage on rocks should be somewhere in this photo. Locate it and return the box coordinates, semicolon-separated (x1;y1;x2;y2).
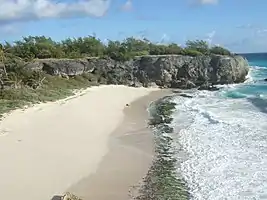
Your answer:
0;35;235;117
1;36;232;62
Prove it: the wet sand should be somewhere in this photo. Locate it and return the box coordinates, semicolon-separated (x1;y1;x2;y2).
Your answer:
68;89;171;200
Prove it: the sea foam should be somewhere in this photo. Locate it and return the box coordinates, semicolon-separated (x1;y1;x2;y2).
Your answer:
170;90;267;200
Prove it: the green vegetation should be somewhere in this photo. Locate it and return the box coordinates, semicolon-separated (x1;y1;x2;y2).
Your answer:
136;97;190;200
0;52;99;116
0;72;97;117
0;35;232;117
210;45;232;55
1;36;232;61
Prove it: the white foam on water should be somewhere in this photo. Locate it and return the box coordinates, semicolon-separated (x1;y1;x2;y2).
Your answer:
170;91;267;200
245;67;254;83
250;66;267;82
253;66;267;70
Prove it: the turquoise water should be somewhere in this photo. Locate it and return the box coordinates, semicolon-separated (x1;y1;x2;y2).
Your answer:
170;54;267;200
224;56;267;100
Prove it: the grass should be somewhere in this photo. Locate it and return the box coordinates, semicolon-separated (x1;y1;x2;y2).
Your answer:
0;73;101;118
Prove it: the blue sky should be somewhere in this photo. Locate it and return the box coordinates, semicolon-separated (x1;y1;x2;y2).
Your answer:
0;0;267;53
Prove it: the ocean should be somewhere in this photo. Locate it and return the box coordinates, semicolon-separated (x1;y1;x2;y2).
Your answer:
170;53;267;199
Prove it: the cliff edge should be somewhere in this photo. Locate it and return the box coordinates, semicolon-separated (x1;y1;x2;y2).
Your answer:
25;54;249;89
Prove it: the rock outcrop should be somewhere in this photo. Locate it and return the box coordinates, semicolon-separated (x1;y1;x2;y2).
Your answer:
24;55;249;89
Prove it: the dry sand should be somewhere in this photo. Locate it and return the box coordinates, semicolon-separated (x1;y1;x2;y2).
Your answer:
68;88;170;200
0;85;169;200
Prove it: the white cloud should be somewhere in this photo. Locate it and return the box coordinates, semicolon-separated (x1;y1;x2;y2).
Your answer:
225;37;267;53
198;0;218;4
0;0;110;23
121;0;132;11
188;0;218;7
159;33;170;44
256;29;267;35
207;30;216;38
189;0;218;5
205;30;216;46
236;24;267;37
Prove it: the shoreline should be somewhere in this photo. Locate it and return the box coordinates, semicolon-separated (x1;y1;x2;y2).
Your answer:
67;89;171;200
0;85;165;200
135;96;190;200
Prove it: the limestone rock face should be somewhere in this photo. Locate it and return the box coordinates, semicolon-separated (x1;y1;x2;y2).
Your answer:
25;58;93;76
24;54;249;89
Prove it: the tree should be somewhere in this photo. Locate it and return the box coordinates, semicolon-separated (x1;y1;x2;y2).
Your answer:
121;37;150;56
185;40;209;55
210;45;232;56
61;35;104;57
149;44;168;55
0;44;8;77
166;43;183;54
0;35;233;62
182;49;203;56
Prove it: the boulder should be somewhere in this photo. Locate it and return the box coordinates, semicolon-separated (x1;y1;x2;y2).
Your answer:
61;192;82;200
198;81;220;91
179;93;193;98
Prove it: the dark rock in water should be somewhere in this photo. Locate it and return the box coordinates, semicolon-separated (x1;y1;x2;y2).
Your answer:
198;82;220;91
24;55;249;89
264;78;267;81
179;94;193;98
208;86;220;91
172;90;182;94
170;79;196;89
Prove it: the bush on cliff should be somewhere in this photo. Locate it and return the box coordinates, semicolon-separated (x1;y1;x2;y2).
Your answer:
184;40;232;56
1;35;233;62
210;46;232;56
185;40;209;55
0;55;98;116
0;35;234;116
182;48;203;56
149;43;183;55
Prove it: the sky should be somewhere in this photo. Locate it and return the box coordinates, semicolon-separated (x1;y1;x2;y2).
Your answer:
0;0;267;53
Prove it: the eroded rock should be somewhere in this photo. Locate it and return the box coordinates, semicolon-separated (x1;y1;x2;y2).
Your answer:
24;55;250;89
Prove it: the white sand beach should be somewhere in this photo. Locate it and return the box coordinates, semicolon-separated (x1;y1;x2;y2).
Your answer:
0;85;163;200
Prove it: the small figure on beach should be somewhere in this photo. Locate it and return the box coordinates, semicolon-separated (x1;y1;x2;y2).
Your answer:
126;103;130;107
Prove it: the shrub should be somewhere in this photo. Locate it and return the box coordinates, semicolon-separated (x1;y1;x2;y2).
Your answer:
185;40;209;55
210;46;232;56
182;49;203;56
0;36;233;62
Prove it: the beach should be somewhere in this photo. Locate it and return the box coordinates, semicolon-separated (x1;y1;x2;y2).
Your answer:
0;85;169;200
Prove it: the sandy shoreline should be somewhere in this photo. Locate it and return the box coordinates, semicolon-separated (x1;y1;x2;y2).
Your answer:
68;89;170;200
0;85;169;200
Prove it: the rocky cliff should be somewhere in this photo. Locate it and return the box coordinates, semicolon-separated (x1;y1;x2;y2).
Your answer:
24;55;249;89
